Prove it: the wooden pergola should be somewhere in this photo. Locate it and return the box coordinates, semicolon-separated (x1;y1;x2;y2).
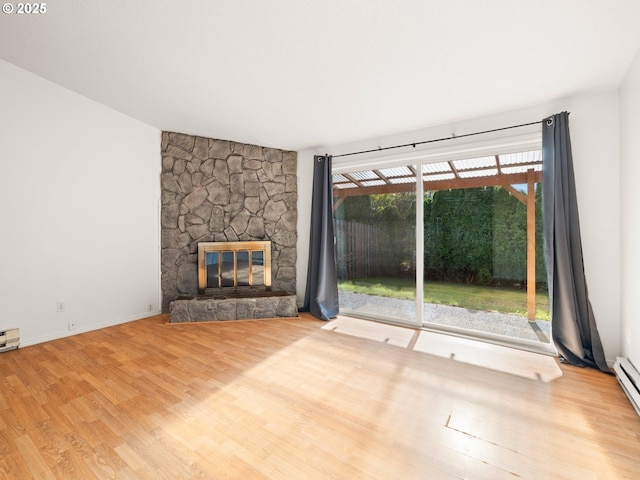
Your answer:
333;150;543;320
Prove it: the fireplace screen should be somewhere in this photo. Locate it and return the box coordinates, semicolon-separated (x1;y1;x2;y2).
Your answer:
198;241;271;294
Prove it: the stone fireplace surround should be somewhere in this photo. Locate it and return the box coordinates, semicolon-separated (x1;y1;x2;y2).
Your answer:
160;132;297;316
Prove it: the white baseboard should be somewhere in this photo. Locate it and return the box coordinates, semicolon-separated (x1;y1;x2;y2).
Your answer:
614;357;640;416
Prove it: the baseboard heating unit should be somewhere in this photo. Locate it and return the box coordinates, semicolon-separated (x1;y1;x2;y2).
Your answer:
0;328;19;353
614;356;640;416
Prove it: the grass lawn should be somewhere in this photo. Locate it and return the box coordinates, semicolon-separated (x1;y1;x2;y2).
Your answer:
338;277;550;321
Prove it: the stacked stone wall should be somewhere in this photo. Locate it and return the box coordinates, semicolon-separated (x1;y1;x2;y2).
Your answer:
160;132;297;312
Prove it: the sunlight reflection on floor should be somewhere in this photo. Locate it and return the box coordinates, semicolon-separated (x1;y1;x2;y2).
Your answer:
323;316;562;382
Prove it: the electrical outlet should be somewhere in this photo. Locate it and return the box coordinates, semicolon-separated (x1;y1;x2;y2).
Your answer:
57;300;65;313
68;319;76;330
147;303;153;312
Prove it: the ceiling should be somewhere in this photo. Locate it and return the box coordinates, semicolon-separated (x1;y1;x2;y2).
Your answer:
1;0;639;151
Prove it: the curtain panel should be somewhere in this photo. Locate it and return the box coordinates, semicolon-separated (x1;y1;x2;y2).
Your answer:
301;155;339;321
542;112;609;372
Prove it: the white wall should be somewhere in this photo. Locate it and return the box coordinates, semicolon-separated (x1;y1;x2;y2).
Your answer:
0;60;161;346
297;91;621;363
620;47;640;366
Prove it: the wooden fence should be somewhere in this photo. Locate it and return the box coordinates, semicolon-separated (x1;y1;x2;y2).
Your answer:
335;219;381;280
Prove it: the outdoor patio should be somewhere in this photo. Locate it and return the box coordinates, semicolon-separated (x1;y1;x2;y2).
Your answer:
339;290;551;344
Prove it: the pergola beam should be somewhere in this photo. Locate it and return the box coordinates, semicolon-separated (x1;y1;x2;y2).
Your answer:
332;196;346;212
503;185;527;204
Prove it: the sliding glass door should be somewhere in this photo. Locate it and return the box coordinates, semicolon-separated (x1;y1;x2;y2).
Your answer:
332;147;552;349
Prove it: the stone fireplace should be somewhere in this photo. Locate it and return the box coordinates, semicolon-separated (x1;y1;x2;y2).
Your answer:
160;132;297;315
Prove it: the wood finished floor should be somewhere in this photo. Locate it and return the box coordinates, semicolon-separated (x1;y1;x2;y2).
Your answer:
1;313;639;479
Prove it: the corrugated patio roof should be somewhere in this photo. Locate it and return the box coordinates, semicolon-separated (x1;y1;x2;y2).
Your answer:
333;150;542;196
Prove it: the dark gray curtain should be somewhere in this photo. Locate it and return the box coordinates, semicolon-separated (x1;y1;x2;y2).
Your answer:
542;112;609;372
301;155;339;321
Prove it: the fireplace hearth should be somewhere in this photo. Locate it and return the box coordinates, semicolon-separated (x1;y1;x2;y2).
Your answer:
169;240;297;323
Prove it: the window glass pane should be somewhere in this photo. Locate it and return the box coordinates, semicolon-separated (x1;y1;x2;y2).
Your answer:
422;182;550;344
334;166;417;325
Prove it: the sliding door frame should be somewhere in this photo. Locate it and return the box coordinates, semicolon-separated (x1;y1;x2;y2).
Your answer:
333;128;556;354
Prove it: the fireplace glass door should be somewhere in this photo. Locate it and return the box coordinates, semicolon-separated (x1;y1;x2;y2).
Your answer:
207;251;252;288
198;241;271;294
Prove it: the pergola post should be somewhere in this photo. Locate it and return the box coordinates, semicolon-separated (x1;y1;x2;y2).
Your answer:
526;168;536;321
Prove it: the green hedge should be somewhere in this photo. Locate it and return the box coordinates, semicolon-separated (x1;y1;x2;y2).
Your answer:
334;186;547;287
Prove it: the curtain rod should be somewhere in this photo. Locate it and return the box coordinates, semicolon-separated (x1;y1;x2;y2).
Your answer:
331;120;543;159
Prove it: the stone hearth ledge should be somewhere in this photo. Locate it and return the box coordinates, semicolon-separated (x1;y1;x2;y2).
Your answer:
169;293;298;323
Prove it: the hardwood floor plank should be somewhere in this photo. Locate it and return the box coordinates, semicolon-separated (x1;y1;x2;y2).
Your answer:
1;313;639;479
14;434;56;478
0;450;38;479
